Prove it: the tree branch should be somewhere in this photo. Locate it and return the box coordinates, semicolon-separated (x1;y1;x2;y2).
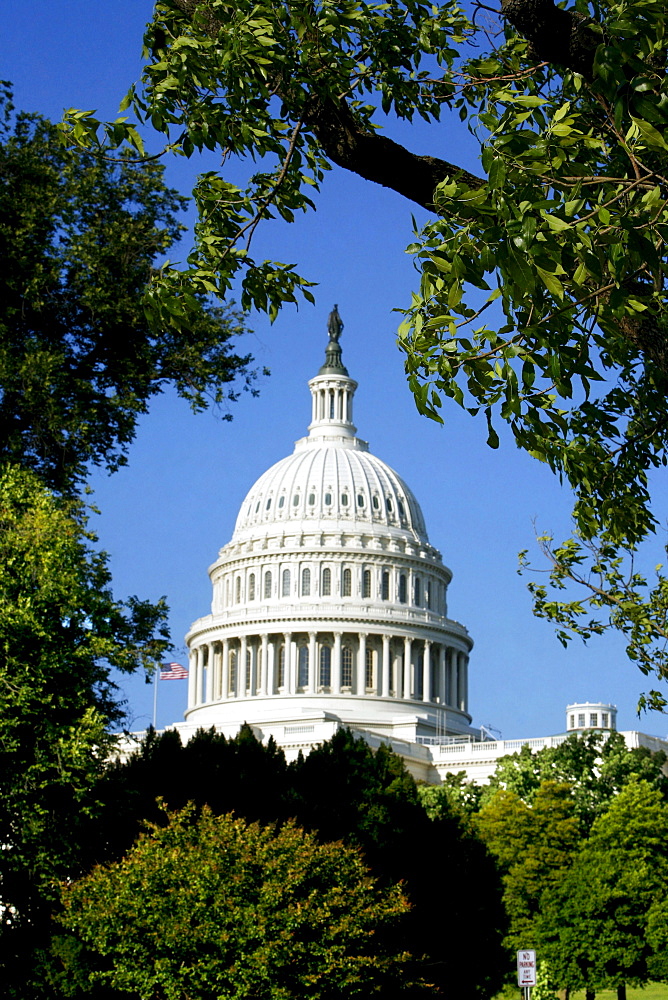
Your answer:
501;0;599;79
300;95;484;210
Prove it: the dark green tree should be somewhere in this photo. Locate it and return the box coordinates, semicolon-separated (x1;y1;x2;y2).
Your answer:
0;465;170;996
0;85;256;494
77;726;507;1000
57;806;419;1000
475;781;580;957
540;780;668;994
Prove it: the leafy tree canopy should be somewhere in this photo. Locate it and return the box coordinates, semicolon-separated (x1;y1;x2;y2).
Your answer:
0;85;256;493
79;726;507;1000
475;781;580;955
484;731;668;829
57;806;418;1000
539;779;668;992
0;465;170;993
61;0;668;703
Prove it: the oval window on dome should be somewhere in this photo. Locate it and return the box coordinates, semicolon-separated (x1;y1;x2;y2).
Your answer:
308;493;316;505
255;501;261;513
325;492;332;506
386;497;393;513
293;494;299;506
266;498;272;510
398;500;405;517
372;495;380;510
341;493;349;506
278;496;285;508
357;494;364;507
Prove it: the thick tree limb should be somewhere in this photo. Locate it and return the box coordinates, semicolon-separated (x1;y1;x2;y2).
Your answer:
301;96;484;210
501;0;599;79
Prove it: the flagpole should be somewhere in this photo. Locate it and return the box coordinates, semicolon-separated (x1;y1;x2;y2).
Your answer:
152;665;159;729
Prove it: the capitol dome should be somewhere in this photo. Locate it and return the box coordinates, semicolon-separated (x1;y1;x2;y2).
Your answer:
180;312;475;780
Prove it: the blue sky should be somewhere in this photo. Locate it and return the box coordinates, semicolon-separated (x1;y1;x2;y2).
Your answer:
6;2;668;738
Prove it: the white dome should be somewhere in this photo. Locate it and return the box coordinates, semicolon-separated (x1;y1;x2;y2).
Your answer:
233;329;427;544
233;442;428;543
182;315;475;779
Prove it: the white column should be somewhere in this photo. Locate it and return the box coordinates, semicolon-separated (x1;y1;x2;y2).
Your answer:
289;636;298;694
187;648;196;709
205;643;214;703
283;632;292;694
268;638;276;694
308;632;317;693
221;639;229;700
358;633;367;695
381;635;390;697
260;634;269;695
403;637;412;700
423;640;432;703
333;632;342;694
195;646;205;705
448;647;458;707
249;639;257;696
438;645;446;705
240;635;248;698
459;652;468;712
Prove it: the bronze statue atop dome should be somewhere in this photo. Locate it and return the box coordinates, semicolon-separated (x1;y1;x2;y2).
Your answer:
327;305;343;343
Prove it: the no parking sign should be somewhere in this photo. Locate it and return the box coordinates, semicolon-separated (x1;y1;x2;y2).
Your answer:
517;950;537;987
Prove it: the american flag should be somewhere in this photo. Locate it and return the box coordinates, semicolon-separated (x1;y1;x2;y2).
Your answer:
160;661;189;680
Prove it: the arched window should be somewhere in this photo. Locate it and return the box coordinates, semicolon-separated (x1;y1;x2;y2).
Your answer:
357;493;365;507
278;645;285;688
342;646;353;687
229;650;237;694
322;567;331;596
278;495;285;508
319;646;331;688
329;390;335;418
235;576;241;603
341;493;349;507
365;648;374;689
425;581;431;609
248;573;255;601
362;570;371;599
381;571;390;600
301;567;311;596
298;646;309;688
414;576;421;606
399;574;407;604
325;492;332;506
342;568;352;597
292;493;299;506
282;568;291;597
372;495;380;510
308;492;316;506
264;571;272;599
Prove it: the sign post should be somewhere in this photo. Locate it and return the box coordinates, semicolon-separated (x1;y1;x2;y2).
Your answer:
517;949;536;1000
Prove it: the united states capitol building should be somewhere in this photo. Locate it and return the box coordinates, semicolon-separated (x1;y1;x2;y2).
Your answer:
173;311;668;783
